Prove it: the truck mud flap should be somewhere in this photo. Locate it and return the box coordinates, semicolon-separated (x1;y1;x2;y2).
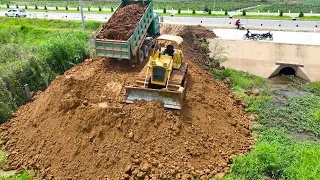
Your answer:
125;86;184;110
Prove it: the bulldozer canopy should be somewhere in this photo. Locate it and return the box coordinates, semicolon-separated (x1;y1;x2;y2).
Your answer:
156;35;183;45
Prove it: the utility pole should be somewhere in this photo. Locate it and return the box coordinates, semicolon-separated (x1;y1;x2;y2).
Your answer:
80;0;85;30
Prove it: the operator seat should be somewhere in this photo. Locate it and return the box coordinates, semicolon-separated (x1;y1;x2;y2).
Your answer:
164;45;174;58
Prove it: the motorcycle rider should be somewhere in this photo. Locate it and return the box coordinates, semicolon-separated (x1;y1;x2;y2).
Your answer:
235;19;241;29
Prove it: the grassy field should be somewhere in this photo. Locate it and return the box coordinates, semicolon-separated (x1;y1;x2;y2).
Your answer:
212;68;320;179
1;0;319;13
250;0;320;13
0;17;101;122
1;0;263;11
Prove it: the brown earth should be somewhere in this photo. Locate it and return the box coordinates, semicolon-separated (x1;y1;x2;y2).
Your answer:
97;4;148;40
0;25;253;180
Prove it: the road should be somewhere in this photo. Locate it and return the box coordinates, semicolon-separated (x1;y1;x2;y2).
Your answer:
0;10;319;31
213;29;320;46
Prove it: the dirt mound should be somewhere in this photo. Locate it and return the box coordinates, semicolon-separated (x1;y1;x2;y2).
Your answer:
160;23;186;36
178;25;216;70
97;4;148;40
0;25;253;180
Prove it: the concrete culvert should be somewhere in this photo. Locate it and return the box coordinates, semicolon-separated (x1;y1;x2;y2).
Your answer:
279;67;296;76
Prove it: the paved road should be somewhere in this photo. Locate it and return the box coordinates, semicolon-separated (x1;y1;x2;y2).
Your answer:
1;10;319;31
213;28;320;46
3;4;320;17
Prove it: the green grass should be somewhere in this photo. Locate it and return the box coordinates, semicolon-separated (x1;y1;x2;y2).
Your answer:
0;7;113;13
223;129;320;180
213;68;265;90
233;14;292;19
176;13;228;17
0;171;32;180
0;17;102;122
211;68;320;179
1;0;263;11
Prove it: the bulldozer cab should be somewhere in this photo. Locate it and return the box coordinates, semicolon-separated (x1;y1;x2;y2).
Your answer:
152;35;183;70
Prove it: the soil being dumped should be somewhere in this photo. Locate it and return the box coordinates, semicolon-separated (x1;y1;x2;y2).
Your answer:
0;25;253;180
178;25;216;70
97;4;148;40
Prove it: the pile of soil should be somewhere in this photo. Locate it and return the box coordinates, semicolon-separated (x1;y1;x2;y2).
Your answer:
0;25;253;179
97;4;148;40
178;25;216;70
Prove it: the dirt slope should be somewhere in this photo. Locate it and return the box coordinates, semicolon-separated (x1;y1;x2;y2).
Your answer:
0;25;253;180
97;4;148;40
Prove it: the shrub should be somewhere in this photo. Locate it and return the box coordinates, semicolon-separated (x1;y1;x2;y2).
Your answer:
299;11;304;17
16;5;18;8
242;10;246;16
88;7;90;11
192;9;196;14
77;6;79;11
99;6;102;11
111;7;114;12
279;10;283;16
178;8;181;14
25;5;28;9
225;9;228;15
35;5;38;9
163;8;166;13
56;6;58;10
44;5;47;10
208;9;211;15
6;4;9;8
65;6;68;10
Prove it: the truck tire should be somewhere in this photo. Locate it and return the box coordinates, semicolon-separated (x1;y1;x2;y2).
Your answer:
138;49;144;63
143;45;149;58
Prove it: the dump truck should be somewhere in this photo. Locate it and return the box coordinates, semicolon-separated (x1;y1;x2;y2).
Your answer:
95;0;160;64
125;35;188;110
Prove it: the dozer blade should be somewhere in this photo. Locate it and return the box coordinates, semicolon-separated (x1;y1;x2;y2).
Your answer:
125;86;184;110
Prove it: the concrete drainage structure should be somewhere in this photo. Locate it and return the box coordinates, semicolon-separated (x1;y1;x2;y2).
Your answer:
208;39;320;82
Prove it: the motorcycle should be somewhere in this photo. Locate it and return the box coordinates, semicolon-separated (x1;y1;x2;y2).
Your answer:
242;30;259;40
258;31;273;40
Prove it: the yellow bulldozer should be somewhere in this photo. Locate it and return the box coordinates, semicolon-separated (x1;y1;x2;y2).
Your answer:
125;35;188;109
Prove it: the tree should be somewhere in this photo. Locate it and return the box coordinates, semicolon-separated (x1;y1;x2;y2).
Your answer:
99;6;102;11
192;9;196;14
279;10;283;17
242;10;246;16
299;11;304;17
88;7;90;11
6;4;9;8
225;10;228;15
178;8;181;14
77;6;79;11
163;8;166;13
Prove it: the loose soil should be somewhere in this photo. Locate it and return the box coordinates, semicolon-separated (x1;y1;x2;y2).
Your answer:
97;4;148;40
0;25;253;180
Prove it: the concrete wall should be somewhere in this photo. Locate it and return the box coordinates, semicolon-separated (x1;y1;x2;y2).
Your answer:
208;39;320;81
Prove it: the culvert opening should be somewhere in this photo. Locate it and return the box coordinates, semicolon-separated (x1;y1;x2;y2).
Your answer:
279;67;296;76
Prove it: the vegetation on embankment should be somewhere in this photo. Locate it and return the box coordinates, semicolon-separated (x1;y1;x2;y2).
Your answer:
211;68;320;179
0;17;102;122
